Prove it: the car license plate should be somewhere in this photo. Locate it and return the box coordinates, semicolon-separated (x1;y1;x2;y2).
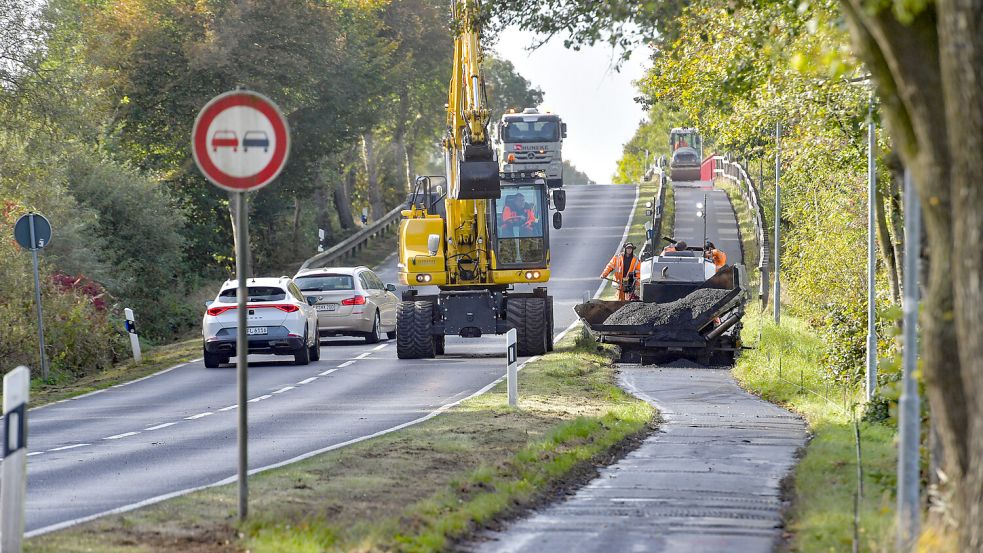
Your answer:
315;304;337;312
247;327;268;335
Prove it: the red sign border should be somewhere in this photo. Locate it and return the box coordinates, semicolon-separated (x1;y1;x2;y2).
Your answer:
192;90;290;192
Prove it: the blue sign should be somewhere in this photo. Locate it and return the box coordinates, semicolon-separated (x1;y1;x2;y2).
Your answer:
13;213;52;251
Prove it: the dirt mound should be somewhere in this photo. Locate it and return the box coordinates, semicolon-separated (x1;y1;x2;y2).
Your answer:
603;288;731;329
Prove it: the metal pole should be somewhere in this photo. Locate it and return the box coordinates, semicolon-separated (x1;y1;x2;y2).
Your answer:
866;104;877;400
235;192;249;521
702;193;708;248
773;122;781;325
28;215;49;380
897;169;921;551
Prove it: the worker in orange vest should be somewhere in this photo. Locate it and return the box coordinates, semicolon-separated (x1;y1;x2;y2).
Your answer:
704;241;727;270
601;243;642;301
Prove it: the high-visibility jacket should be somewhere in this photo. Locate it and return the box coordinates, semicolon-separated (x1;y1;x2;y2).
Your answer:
602;253;641;286
708;249;727;270
502;206;535;229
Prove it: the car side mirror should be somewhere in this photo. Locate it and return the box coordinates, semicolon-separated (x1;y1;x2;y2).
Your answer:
552;189;566;211
204;300;213;308
552;211;563;230
307;296;318;306
561;122;567;138
427;234;440;256
385;283;396;292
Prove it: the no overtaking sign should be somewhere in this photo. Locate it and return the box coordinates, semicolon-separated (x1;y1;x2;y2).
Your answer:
191;90;290;192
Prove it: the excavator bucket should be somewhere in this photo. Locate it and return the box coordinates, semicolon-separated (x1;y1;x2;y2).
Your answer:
456;159;501;200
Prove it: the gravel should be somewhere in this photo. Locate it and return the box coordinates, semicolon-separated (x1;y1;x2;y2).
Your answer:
602;288;732;329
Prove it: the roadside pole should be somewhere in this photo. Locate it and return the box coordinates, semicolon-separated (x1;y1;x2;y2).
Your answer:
897;169;921;551
29;217;48;379
13;213;52;380
506;328;518;407
124;308;142;364
865;103;877;400
2;366;30;552
773;122;781;325
191;90;290;523
234;192;249;520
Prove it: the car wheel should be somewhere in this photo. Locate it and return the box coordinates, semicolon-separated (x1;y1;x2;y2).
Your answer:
309;338;320;362
204;348;224;369
294;329;311;366
386;328;397;340
365;312;382;344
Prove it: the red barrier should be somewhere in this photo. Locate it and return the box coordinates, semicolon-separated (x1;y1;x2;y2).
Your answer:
700;156;716;181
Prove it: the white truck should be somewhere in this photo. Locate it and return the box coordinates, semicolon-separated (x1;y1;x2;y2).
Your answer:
497;108;566;188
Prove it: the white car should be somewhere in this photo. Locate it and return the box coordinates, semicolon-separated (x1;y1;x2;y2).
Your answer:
293;267;399;343
202;277;320;368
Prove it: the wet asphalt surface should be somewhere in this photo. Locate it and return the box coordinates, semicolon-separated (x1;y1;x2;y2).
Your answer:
19;184;639;536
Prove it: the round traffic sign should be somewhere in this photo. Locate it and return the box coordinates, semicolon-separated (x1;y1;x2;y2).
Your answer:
191;90;290;192
13;213;52;250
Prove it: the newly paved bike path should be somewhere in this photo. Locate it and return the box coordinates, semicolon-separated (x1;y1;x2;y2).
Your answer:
472;366;806;553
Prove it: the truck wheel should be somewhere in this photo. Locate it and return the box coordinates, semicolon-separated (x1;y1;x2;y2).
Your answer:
508;297;548;356
397;301;435;359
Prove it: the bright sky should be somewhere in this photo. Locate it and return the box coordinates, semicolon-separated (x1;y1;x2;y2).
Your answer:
494;28;649;183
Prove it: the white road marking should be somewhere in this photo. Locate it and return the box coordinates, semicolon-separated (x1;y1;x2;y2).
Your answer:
372;343;388;351
145;422;178;431
104;432;140;440
318;369;338;376
354;352;372;359
48;444;89;452
297;377;318;385
185;412;213;420
218;405;237;412
338;360;356;368
27;452;43;457
272;386;295;394
248;395;272;403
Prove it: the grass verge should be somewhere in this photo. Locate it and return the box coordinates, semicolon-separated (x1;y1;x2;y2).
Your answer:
734;307;896;552
28;332;656;553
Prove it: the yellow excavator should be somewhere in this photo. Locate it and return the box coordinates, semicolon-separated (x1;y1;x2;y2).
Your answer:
395;0;566;359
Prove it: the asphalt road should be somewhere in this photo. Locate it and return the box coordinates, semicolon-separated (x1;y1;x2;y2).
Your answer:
19;184;638;536
670;181;744;265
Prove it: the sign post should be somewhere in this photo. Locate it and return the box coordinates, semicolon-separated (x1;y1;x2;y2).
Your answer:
124;308;142;364
506;328;518;407
192;90;289;521
2;366;30;552
14;213;52;380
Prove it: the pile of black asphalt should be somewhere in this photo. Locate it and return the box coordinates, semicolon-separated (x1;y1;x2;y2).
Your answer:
603;288;731;341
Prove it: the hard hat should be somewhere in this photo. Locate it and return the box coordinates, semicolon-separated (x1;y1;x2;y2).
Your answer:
705;241;715;249
623;242;635;250
675;240;688;250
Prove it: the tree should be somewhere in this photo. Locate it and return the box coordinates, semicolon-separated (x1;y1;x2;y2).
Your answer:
484;56;544;122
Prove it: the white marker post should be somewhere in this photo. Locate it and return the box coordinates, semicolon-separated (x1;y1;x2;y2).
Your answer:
506;328;518;407
124;308;142;364
2;366;30;552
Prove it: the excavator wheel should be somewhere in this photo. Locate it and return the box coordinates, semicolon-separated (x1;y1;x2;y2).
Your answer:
396;300;436;359
507;297;548;356
545;296;555;352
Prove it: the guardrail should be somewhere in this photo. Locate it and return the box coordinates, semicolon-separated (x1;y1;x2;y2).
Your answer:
713;156;771;305
642;167;667;258
300;203;405;270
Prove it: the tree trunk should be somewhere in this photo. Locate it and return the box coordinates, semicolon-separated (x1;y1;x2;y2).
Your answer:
394;89;413;193
334;164;356;230
875;157;902;304
842;0;974;542
938;0;983;548
886;151;906;292
362;133;384;220
313;179;333;248
291;195;302;259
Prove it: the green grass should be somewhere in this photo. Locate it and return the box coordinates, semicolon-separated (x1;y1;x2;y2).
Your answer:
28;333;656;553
733;307;897;552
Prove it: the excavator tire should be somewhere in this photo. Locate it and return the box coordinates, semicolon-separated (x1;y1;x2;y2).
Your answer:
546;296;555;352
397;300;435;359
507;297;548;356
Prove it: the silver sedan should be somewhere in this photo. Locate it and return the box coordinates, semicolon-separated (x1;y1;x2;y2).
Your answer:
293;266;399;344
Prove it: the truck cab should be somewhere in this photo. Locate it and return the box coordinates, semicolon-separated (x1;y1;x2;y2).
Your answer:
497;108;566;188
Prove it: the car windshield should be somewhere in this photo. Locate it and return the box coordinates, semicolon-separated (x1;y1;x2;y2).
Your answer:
501;120;559;143
217;286;287;303
294;274;354;291
495;185;545;265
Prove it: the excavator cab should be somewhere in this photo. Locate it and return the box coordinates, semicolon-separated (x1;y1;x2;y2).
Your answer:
491;181;549;268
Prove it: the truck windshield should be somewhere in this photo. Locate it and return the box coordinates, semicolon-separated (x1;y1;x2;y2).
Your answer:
501;120;559;143
495;185;545;265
